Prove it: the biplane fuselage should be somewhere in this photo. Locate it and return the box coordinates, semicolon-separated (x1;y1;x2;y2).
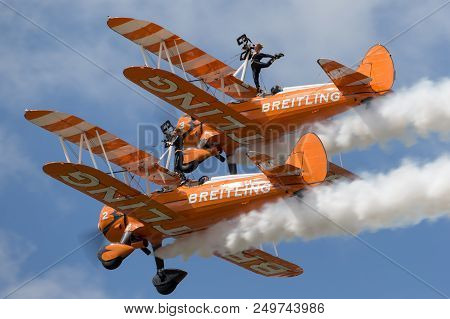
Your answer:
221;84;379;156
168;83;380;168
99;172;290;245
231;84;374;130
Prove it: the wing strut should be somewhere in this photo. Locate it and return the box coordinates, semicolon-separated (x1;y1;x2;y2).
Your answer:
139;45;150;67
156;41;175;74
272;242;279;257
58;136;71;163
95;129;115;178
83;133;98;169
233;52;251;82
173;40;188;81
25;109;182;186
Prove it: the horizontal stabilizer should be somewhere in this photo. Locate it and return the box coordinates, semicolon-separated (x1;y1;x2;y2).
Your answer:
326;162;358;182
216;249;303;277
43;162;191;239
317;59;373;95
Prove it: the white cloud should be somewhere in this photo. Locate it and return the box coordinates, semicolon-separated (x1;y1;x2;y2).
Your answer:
0;230;35;285
0;229;108;298
0;124;36;187
157;154;450;259
315;77;450;154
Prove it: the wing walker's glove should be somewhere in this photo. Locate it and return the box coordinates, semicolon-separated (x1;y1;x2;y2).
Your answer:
269;53;284;63
274;53;284;59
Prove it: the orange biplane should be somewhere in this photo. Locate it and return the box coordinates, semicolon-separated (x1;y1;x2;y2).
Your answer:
25;17;393;295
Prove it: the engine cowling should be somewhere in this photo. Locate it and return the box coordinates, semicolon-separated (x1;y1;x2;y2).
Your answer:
97;243;134;270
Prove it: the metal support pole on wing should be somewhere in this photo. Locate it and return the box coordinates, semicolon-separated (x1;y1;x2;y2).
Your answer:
58;136;71;163
78;134;83;164
272;242;279;257
233;53;250;81
220;77;226;103
241;53;250;81
123;172;130;186
157;42;163;69
140;45;150;67
158;147;170;165
144;160;150;195
161;41;175;74
174;40;188;81
95;130;115;178
82;133;98;169
165;146;173;170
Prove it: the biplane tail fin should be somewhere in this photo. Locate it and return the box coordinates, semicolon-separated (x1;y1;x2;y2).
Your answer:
248;133;328;187
286;132;328;184
317;44;394;95
356;44;395;93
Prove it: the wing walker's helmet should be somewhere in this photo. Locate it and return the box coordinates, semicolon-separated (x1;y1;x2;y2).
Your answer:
254;43;263;51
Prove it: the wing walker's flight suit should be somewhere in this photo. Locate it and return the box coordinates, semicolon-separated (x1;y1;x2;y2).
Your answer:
250;43;283;94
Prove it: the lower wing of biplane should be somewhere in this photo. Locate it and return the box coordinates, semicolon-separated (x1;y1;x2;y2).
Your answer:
42;162;191;241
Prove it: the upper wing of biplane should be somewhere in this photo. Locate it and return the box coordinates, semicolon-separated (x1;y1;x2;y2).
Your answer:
24;110;180;186
123;67;264;146
216;249;303;277
107;17;257;101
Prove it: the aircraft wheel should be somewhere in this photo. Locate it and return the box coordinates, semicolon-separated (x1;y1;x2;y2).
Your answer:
100;256;123;270
152;269;187;295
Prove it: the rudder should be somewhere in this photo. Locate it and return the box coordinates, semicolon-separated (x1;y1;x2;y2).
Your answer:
286;133;328;185
357;44;395;93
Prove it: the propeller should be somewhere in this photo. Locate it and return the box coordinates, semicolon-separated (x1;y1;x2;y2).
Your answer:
77;228;107;268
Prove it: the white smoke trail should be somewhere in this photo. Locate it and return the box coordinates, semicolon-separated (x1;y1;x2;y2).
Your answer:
315;78;450;154
157;155;450;259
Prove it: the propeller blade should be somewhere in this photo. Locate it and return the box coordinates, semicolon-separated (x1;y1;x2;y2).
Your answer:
77;229;107;268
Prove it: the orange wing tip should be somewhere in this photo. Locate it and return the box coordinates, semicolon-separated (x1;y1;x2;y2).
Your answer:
106;17;135;29
24;109;53;121
317;58;332;66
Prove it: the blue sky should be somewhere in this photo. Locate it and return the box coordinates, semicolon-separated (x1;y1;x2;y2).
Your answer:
0;0;449;298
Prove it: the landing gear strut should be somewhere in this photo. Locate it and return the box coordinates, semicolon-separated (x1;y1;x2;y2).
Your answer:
151;242;187;295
